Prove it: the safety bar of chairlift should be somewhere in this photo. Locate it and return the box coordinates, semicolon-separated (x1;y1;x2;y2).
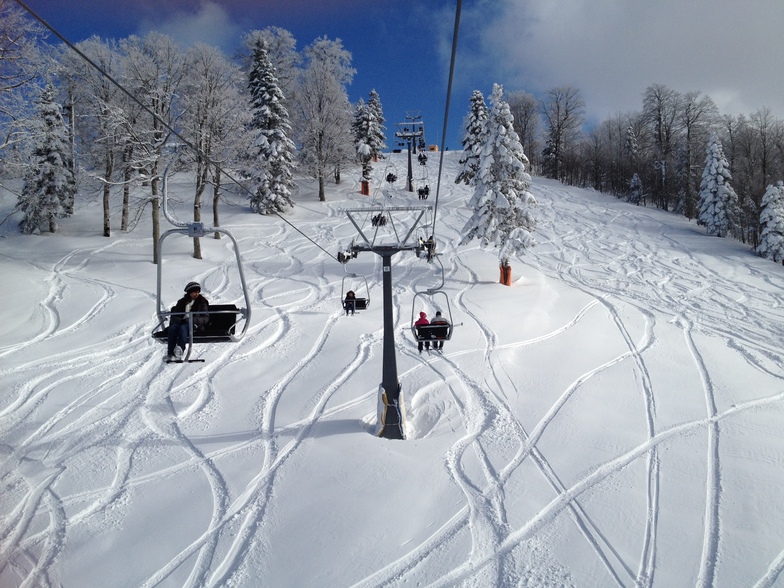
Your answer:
153;307;245;361
411;323;454;344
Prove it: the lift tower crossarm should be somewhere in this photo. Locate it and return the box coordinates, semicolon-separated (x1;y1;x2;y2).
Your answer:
344;206;431;250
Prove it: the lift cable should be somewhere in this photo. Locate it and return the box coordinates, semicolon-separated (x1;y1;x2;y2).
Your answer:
430;0;462;246
14;0;339;262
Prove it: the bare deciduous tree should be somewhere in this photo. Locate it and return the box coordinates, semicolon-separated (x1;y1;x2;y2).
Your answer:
506;90;540;174
0;0;49;174
294;37;355;202
119;32;187;263
181;43;249;256
540;85;584;181
642;84;681;210
679;91;719;219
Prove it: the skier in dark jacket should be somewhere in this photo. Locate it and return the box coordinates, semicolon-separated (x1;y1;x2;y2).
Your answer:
344;290;357;315
167;281;209;360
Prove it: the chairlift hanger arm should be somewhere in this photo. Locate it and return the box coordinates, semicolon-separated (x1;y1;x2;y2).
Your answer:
161;158;188;229
401;208;428;246
161;157;218;237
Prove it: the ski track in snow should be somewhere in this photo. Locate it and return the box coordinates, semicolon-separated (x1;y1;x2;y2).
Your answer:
516;182;784;588
2;159;784;587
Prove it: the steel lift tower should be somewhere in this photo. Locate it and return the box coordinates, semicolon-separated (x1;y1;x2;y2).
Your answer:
341;205;432;439
394;112;425;193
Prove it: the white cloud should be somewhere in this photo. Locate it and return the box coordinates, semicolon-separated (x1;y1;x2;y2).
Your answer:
462;0;784;120
137;0;240;51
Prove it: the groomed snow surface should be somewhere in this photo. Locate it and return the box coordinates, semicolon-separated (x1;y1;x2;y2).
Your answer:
2;152;784;587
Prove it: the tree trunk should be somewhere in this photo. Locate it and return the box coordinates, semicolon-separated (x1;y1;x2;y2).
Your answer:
121;145;133;231
103;150;113;237
318;173;325;201
499;259;512;286
213;165;221;239
66;97;77;183
193;158;208;260
192;205;203;260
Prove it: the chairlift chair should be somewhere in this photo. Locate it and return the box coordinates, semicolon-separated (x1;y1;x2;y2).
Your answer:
151;163;251;361
371;213;388;227
416;234;437;261
415;154;429;200
410;290;453;343
341;273;370;313
152;226;252;360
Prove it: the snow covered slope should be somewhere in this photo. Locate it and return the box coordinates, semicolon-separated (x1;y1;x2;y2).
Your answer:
1;152;783;587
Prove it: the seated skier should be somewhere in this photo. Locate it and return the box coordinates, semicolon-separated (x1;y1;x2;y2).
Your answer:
414;311;430;353
166;281;209;361
429;311;450;351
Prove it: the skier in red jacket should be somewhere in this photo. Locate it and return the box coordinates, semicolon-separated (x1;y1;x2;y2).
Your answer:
414;311;430;353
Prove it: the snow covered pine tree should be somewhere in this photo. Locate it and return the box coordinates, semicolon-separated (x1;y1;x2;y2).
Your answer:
367;89;387;162
628;173;644;205
459;84;536;284
697;133;740;238
757;181;784;264
455;90;487;186
16;83;76;234
352;99;373;195
247;40;295;215
352;91;385;195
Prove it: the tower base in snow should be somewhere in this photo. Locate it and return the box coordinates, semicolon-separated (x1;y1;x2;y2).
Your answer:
376;384;405;440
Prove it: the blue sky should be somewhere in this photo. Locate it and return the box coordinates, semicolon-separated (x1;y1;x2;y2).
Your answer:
23;0;784;150
26;0;470;148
